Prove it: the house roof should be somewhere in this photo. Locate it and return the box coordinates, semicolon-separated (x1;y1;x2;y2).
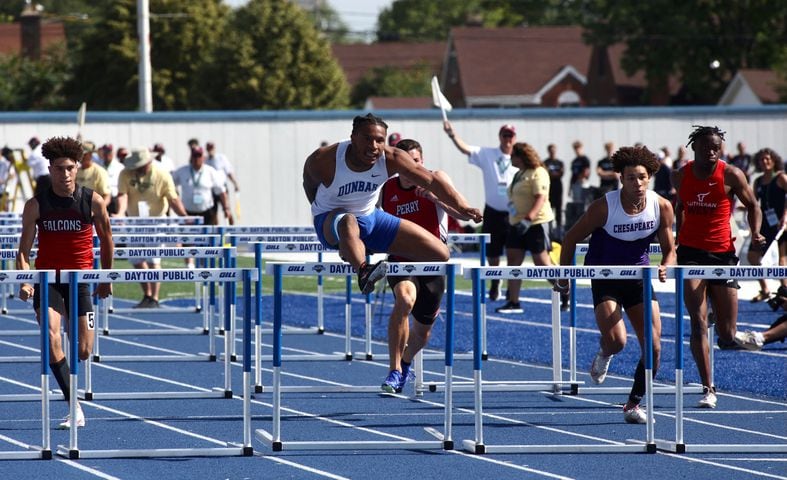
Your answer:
718;69;781;105
0;21;65;56
738;69;780;103
449;26;592;98
331;41;445;87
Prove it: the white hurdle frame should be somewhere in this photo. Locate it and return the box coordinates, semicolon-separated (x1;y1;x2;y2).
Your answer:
567;244;703;396
55;268;257;459
0;270;54;460
462;265;657;454
56;268;248;405
90;247;234;365
255;261;459;452
655;265;787;454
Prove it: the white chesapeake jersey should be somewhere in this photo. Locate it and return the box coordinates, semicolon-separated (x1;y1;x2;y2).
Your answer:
311;141;389;217
585;189;660;266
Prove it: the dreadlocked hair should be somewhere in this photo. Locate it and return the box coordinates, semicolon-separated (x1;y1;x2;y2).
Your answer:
686;125;726;148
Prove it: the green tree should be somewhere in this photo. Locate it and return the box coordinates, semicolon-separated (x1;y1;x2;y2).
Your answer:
0;44;71;110
581;0;787;104
199;0;349;110
376;0;584;42
350;63;432;107
64;0;228;110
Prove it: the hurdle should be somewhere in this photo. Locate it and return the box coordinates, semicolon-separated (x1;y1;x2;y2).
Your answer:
462;265;657;454
0;270;55;462
255;261;457;452
90;246;235;365
53;267;250;404
56;268;256;459
654;265;787;454
566;244;704;396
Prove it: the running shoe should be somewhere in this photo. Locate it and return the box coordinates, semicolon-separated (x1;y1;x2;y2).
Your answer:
358;260;387;295
495;301;523;313
734;330;765;351
381;369;403;394
133;295;158;309
57;403;85;429
488;281;500;301
399;361;415;392
589;350;613;384
623;404;651;424
697;385;717;408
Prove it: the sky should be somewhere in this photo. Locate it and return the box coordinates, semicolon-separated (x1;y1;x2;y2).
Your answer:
224;0;393;41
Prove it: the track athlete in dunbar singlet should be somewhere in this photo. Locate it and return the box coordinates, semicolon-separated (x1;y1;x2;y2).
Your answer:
303;113;482;294
378;138;475;394
672;125;764;409
16;136;114;429
558;146;676;424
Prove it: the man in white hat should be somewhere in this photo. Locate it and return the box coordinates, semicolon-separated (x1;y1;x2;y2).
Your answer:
116;148;187;308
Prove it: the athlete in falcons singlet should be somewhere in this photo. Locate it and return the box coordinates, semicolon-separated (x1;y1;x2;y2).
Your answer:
16;136;114;430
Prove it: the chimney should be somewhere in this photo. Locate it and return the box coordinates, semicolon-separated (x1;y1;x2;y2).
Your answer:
20;2;42;60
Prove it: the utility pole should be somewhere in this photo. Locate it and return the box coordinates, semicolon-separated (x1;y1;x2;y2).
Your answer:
137;0;153;112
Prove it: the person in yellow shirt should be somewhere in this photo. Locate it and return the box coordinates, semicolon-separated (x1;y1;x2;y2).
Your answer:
75;142;111;207
116;148;187;308
497;142;568;313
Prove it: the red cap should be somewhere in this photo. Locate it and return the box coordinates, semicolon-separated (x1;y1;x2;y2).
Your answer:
499;124;516;135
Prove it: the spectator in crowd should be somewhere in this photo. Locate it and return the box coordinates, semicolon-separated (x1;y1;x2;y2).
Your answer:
596;141;619;195
76;141;111;207
172;146;233;226
116;148;187;308
378;138;474;394
747;148;787;303
671;125;765;409
730;142;752;180
28;136;51;196
388;132;401;147
102;145;125;215
674;145;691;170
205;141;239;224
557;145;675;424
569;140;592;205
653;148;676;204
442;121;518;301
151;143;176;174
496;142;568;313
544;143;565;236
0;146;16;210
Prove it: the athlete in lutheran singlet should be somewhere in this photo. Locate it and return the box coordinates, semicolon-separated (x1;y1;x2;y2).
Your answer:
672;125;764;409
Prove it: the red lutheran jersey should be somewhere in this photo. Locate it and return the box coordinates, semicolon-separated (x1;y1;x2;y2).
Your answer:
381;177;446;262
35;186;95;271
677;161;734;252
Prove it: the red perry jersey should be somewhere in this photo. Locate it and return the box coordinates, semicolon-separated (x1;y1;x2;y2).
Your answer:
677;161;734;252
35;186;95;270
381;177;446;262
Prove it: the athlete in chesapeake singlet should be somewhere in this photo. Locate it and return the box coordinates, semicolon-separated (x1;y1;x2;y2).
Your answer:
16;136;114;429
303;113;482;294
558;146;675;424
671;125;764;409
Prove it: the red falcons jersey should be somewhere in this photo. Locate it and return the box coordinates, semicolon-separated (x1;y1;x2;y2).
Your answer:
677;161;734;252
35;186;95;271
381;177;447;262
